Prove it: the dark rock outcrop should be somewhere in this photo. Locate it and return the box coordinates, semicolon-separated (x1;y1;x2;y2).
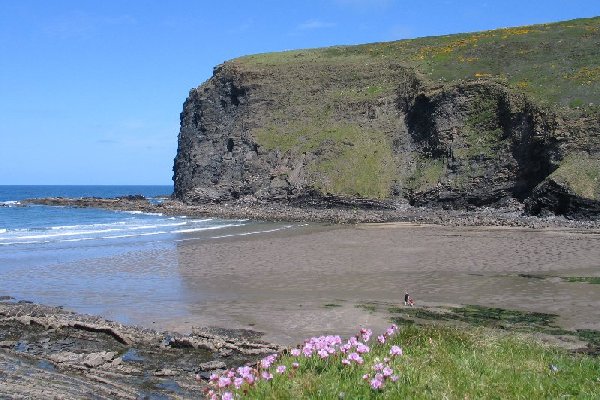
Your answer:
0;301;281;399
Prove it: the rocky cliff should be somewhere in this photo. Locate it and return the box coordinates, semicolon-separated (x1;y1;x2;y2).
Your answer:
173;17;600;218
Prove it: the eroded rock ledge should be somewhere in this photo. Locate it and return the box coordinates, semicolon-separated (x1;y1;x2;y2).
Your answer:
0;301;282;399
22;196;600;230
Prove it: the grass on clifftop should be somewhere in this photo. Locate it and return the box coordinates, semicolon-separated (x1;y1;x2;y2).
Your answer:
206;324;600;399
238;17;600;110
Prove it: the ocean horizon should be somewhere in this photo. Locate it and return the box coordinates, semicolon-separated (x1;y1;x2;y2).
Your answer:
0;184;173;202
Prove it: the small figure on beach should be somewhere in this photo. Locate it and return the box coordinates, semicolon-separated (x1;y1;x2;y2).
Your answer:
404;292;414;307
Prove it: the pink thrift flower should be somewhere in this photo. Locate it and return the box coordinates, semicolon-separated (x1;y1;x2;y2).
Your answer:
390;345;403;356
391;375;399;382
291;348;301;357
292;362;299;369
348;352;364;364
383;366;393;377
260;354;277;369
276;365;286;374
221;392;233;400
261;371;273;381
318;349;329;358
356;343;370;354
387;324;398;336
377;335;386;344
218;376;231;388
373;362;384;372
209;373;219;382
362;373;370;380
302;345;313;357
245;374;256;385
370;377;383;390
341;358;350;366
234;377;244;389
361;328;373;342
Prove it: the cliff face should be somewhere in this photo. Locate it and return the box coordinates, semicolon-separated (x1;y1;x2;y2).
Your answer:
173;17;600;218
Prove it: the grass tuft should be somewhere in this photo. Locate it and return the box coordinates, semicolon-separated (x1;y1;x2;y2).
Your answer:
550;154;600;200
563;276;600;284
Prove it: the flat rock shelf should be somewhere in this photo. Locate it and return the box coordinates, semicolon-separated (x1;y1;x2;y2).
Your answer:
0;301;281;399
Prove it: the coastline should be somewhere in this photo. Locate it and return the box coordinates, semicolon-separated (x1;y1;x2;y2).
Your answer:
4;196;600;397
6;196;600;342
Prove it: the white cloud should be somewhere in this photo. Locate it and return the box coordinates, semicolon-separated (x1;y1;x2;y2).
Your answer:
297;19;337;30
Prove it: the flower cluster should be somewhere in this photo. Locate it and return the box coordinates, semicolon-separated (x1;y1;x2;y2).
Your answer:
204;324;403;398
204;362;271;399
361;345;404;390
299;334;342;359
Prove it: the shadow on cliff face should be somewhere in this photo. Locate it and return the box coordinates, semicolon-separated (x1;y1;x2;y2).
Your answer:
402;81;563;210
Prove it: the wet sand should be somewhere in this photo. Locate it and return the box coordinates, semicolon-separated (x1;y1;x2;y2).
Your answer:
5;223;600;346
168;223;600;345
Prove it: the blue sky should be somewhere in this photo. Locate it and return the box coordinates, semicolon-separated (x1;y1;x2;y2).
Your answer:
1;1;599;185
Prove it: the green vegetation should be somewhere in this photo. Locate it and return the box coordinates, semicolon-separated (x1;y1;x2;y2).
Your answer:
389;305;574;336
234;325;600;399
388;304;600;346
563;276;600;284
256;124;395;198
576;329;600;347
323;303;342;308
456;94;506;159
550;154;600;200
405;157;446;192
356;303;377;313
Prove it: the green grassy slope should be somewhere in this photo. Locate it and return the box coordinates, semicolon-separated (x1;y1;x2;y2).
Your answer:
239;17;600;109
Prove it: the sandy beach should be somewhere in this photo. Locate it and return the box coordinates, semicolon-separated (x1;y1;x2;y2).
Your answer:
167;222;600;345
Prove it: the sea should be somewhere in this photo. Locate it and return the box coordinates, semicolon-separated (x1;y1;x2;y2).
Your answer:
0;185;299;328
